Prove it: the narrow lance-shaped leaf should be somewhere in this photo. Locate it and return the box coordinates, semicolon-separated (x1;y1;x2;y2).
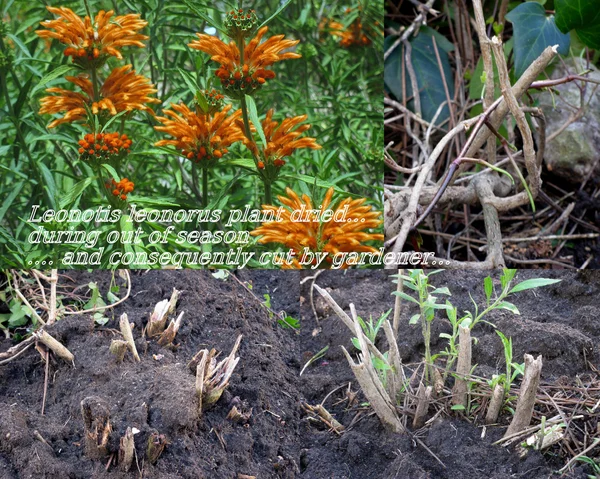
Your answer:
509;278;562;294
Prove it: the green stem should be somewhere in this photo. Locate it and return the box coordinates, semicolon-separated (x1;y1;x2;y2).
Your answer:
90;66;99;103
473;286;510;328
264;181;272;205
202;167;208;207
82;0;93;20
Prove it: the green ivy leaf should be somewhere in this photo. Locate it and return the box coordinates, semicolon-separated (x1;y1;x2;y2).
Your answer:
555;0;600;49
384;27;455;125
506;2;570;78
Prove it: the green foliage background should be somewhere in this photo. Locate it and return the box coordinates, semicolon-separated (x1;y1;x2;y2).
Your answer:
0;0;383;268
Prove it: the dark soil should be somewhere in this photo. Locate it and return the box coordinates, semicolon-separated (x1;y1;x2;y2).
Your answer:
0;269;599;478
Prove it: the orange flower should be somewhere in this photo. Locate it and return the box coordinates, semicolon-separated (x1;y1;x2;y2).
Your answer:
79;132;132;161
39;65;159;128
36;6;148;65
246;109;321;169
106;177;134;201
251;187;384;269
319;10;372;48
188;26;300;96
154;103;245;165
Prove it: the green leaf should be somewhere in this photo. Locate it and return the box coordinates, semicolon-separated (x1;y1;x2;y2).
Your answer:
258;0;293;28
59;177;93;209
393;291;419;304
451;404;466;411
0;181;24;223
31;65;73;95
496;301;520;315
484;276;493;305
182;0;227;36
279;173;353;196
178;68;200;96
409;313;421;325
384;26;455;125
101;110;128;133
506;2;570;78
101;164;121;182
509;278;561;294
245;95;267;148
500;269;517;289
446;301;457;323
38;162;57;209
278;316;300;330
372;356;391;371
555;0;600;49
431;287;451;295
196;91;209;114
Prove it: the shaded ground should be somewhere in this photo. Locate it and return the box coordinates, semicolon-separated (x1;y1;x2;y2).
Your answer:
0;269;598;478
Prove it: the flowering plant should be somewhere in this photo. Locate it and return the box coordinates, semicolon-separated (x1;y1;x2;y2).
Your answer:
0;0;383;269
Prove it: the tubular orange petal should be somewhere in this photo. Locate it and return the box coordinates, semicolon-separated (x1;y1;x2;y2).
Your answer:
250;187;383;269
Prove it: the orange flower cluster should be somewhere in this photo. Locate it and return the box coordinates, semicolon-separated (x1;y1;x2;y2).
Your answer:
200;88;225;115
248;109;321;170
78;132;132;161
154;103;245;165
36;7;148;67
320;9;372;48
39;65;159;128
106;178;134;201
189;26;300;97
251;187;384;269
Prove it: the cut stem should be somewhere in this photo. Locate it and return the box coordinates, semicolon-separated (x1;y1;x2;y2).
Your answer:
119;313;140;362
504;354;543;438
451;325;472;409
36;330;74;363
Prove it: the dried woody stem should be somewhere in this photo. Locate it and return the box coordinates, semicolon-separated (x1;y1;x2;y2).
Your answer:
146;288;181;338
384;4;560;261
119;313;140;362
157;311;184;347
485;383;505;424
504;354;543;438
194;335;242;415
472;0;496;166
118;427;135;472
315;284;405;433
35;330;74;363
451;325;471;408
81;396;112;460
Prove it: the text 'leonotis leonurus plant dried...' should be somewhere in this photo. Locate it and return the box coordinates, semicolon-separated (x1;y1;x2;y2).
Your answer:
251;187;384;269
36;4;158;207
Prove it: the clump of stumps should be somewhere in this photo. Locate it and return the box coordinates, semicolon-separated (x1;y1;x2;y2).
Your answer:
109;288;184;364
189;334;243;415
82;288;244;470
314;269;559;468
